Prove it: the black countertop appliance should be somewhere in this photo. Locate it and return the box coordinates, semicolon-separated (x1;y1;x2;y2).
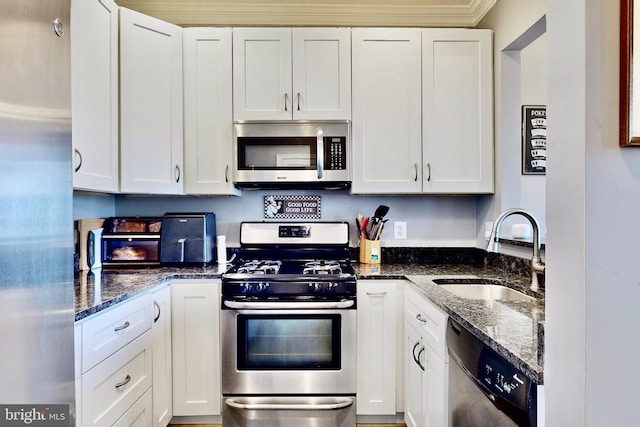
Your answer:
160;212;216;266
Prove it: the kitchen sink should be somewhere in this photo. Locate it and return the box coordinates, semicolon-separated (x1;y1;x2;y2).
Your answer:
432;278;535;302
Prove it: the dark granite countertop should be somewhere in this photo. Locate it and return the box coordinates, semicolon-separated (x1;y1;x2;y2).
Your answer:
355;262;545;384
75;258;544;384
74;265;227;321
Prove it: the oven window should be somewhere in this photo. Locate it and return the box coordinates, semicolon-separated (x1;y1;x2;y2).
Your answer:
237;137;316;170
237;314;341;370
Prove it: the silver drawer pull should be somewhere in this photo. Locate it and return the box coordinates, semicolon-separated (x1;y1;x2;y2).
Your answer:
416;313;427;323
115;375;131;389
114;321;130;332
366;291;387;296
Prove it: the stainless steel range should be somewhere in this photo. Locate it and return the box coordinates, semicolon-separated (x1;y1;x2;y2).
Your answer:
221;222;356;427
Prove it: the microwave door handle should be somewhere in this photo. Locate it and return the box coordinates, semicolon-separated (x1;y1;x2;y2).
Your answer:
317;127;324;179
178;238;186;262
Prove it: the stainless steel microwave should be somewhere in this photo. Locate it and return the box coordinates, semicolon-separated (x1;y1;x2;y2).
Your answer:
233;121;351;189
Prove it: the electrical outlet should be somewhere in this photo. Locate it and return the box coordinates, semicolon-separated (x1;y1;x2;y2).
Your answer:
394;221;407;239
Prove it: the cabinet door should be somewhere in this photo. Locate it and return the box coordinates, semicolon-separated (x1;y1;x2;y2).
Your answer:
404;322;424;427
422;29;494;194
425;346;448;427
351;28;423;194
356;281;397;415
292;28;351;120
120;8;183;194
233;28;292;121
183;28;239;196
151;286;172;427
71;0;119;192
171;280;221;416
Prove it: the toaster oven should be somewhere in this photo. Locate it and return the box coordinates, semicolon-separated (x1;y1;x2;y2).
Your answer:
101;217;162;267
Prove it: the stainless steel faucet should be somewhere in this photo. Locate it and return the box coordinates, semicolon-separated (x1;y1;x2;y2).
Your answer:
486;208;545;291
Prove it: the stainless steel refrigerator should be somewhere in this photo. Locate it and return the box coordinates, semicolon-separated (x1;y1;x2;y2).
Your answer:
0;0;75;418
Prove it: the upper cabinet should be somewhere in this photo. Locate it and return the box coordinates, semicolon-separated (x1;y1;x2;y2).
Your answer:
351;28;494;195
71;0;120;193
233;28;351;121
351;28;423;194
183;27;239;196
422;29;494;194
119;8;184;194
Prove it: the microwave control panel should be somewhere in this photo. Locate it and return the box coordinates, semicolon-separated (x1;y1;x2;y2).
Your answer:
325;137;347;170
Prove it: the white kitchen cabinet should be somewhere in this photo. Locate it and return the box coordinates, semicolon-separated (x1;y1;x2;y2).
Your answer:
356;280;399;415
113;389;153;427
233;28;351;121
171;280;221;415
351;28;494;195
351;28;423;194
183;27;239;196
71;0;119;193
151;285;172;427
422;29;494;194
404;285;448;427
119;7;184;194
82;331;153;427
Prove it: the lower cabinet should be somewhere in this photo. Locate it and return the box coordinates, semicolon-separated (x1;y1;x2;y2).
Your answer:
404;286;449;427
151;285;172;427
81;330;153;427
113;389;153;427
171;280;221;416
356;280;403;416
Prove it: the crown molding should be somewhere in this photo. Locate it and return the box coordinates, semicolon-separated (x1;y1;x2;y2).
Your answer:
115;0;496;28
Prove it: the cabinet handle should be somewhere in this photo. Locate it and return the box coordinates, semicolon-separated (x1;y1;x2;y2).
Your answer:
366;291;387;296
175;165;181;183
153;301;161;323
412;342;421;366
225;164;229;183
114;321;130;332
413;163;418;181
416;313;427;324
284;93;289;112
74;149;83;172
115;374;131;389
426;163;431;182
417;346;426;371
297;92;301;111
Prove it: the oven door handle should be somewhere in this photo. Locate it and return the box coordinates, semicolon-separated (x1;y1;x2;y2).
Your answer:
224;398;354;411
223;299;355;309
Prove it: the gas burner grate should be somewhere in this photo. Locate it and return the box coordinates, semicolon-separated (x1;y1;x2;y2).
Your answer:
237;260;282;275
303;260;343;275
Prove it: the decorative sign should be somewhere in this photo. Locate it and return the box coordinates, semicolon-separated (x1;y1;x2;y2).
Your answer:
264;195;321;219
522;105;547;175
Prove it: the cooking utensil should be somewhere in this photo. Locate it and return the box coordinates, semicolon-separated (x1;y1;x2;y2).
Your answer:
373;205;389;220
356;213;364;237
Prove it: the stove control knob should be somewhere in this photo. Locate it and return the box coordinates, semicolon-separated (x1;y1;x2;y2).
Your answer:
327;283;338;292
308;282;321;292
256;282;270;292
242;283;253;293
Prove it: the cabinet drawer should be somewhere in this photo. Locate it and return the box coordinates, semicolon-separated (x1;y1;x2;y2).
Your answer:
81;294;152;373
82;330;152;427
113;388;152;427
405;286;448;360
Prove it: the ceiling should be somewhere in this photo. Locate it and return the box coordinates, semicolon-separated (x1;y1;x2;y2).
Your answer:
115;0;497;28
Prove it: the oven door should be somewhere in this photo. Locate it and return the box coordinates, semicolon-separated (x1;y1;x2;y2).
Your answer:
221;302;356;395
222;396;356;427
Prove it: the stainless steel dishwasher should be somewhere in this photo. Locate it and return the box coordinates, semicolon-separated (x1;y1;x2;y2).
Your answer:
447;318;538;427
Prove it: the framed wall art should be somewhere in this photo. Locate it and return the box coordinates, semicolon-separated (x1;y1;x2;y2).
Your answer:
522;105;547;175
